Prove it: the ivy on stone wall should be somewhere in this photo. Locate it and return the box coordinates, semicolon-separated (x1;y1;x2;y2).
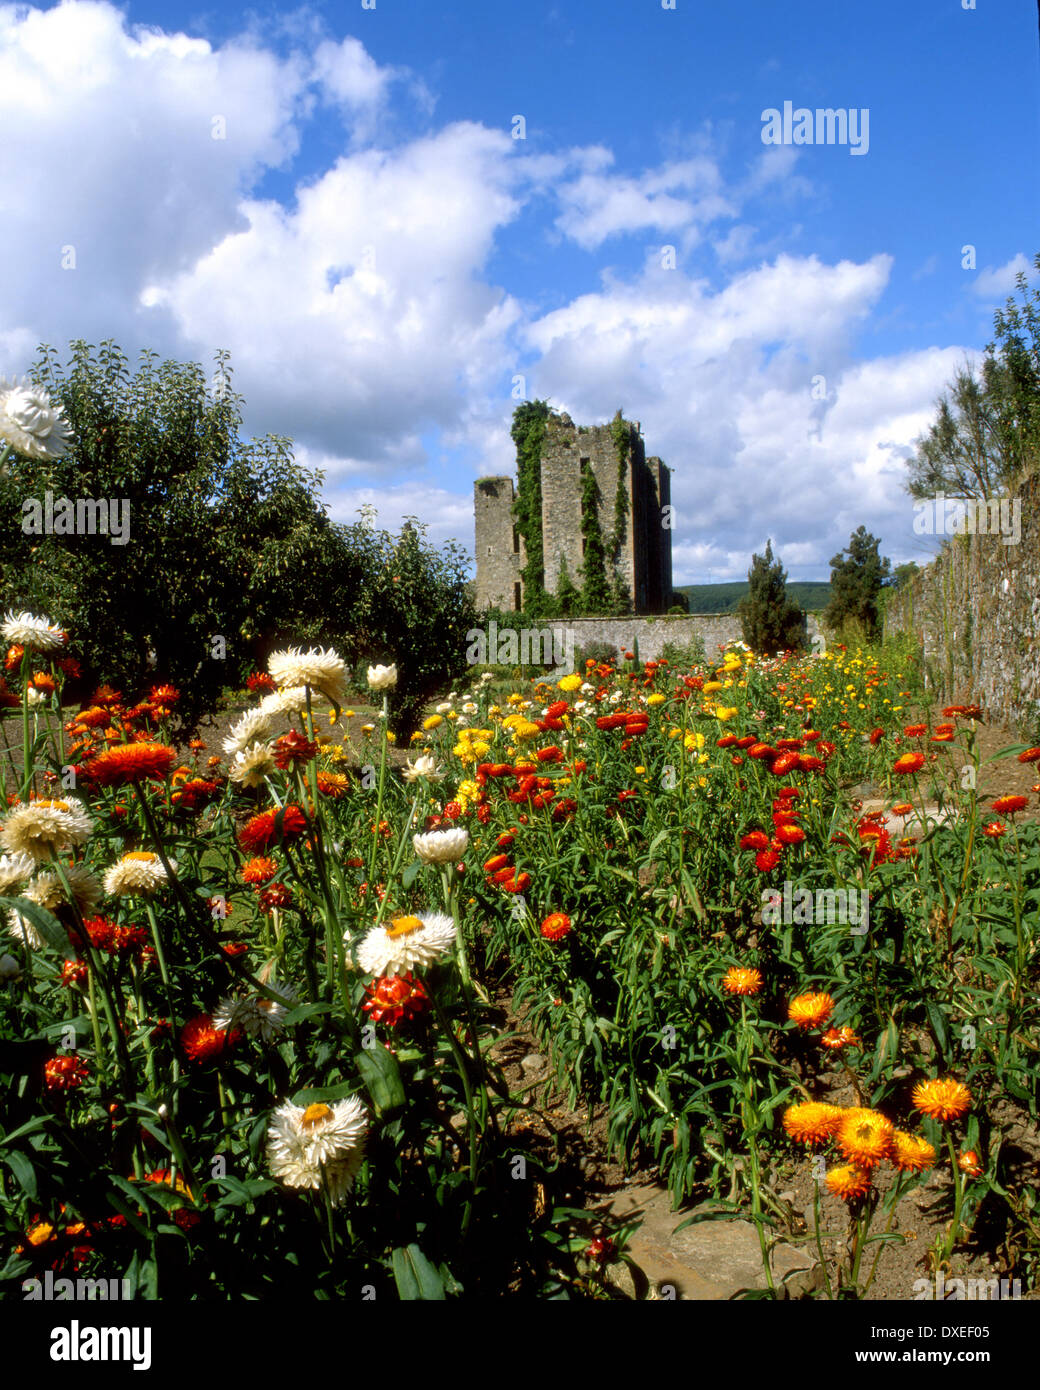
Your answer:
579;458;611;611
608;411;633;613
510;400;551;613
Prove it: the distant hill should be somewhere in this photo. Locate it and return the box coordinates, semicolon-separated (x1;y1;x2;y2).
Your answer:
676;581;832;614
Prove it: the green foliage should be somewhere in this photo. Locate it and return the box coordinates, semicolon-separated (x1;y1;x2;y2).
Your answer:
737;539;806;653
578;459;611;612
907;252;1040;500
676;581;833;614
0;340;471;734
553;555;581;618
510;400;552;614
343;517;477;738
824;526;892;642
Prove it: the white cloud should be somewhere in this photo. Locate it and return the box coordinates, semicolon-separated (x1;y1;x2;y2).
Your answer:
554;154;737;250
971;253;1031;299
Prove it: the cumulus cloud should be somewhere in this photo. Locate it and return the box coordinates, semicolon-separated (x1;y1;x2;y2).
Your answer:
971;253;1031;299
0;1;982;590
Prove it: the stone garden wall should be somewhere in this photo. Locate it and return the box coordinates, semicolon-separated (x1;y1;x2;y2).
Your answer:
883;472;1040;730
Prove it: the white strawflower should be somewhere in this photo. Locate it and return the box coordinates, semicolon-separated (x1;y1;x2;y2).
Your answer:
269;647;348;706
461;702;477;714
0;610;66;652
354;911;457;976
435;702;453;714
222;708;272;757
229;741;278;789
0;852;36;893
0;378;73;461
214;984;296;1042
0;799;94;863
401;753;444;784
266;1095;368;1206
103;851;173;898
7;865;101;949
412;827;469;864
258;685;310;721
366;664;397;691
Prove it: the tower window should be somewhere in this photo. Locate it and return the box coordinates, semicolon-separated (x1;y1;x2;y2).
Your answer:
513;582;522;609
512;525;519;554
487;547;492;555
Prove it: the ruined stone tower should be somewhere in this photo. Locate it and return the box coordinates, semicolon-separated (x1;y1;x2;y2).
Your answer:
474;409;672;613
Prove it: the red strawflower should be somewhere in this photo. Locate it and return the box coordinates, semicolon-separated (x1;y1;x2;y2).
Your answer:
540;912;572;941
274;730;318;769
991;794;1028;815
180;1014;239;1063
45;1054;89;1090
982;821;1007;839
258;883;293;912
60;959;87;987
1016;747;1040;764
86;741;177;786
246;671;277;693
893;752;926;775
150;684;180;705
755;848;781;872
238;804;307;854
740;830;770;850
362;972;430;1026
774;822;806;846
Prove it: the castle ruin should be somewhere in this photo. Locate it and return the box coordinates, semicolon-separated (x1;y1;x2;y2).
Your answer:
474;409;672;613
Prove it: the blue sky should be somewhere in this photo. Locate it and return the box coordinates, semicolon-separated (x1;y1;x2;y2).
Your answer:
2;0;1037;585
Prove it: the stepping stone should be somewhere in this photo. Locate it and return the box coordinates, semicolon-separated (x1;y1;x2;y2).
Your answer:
605;1181;816;1299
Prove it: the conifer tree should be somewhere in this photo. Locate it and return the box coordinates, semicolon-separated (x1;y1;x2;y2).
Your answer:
738;539;806;653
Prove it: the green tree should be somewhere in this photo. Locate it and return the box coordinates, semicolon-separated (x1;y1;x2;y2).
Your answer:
907;253;1040;499
0;339;472;734
737;539;806;653
824;526;892;640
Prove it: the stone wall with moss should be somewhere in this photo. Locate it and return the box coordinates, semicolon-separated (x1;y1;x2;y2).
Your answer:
883;472;1040;730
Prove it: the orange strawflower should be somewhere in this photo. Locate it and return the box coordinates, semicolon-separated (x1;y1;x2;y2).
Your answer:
825;1165;872;1201
891;1131;936;1173
820;1025;860;1051
958;1150;983;1177
241;856;278;885
912;1078;971;1122
836;1108;895;1168
782;1101;844;1146
722;966;763;996
788;992;835;1029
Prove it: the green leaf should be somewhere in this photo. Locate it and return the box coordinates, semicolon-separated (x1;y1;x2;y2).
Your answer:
391;1243;446;1300
291;1080;362;1106
0;895;67;951
4;1149;37;1199
356;1046;406;1117
402;861;421;889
